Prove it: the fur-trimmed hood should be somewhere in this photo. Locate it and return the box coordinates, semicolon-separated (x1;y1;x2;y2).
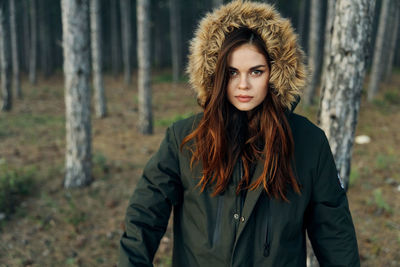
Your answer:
187;0;306;110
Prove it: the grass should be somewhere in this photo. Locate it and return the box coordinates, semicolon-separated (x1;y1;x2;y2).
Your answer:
92;152;110;180
0;113;65;143
155;112;195;127
383;90;400;105
0;161;35;217
349;168;360;187
152;73;189;84
371;188;392;214
375;153;397;171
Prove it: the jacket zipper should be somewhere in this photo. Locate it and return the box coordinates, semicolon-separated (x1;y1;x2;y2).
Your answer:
233;160;244;239
263;199;271;257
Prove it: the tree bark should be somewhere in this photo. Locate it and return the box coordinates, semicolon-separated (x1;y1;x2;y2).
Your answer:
383;2;399;82
320;0;336;86
61;0;92;188
170;0;182;83
367;0;392;101
9;0;21;99
29;0;37;85
22;0;30;73
90;0;106;118
120;0;132;85
137;0;153;134
318;0;376;190
303;0;323;107
0;2;11;111
110;0;121;78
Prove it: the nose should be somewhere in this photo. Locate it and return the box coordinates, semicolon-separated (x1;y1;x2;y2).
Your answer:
238;74;249;90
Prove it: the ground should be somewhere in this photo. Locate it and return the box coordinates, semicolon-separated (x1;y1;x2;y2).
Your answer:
0;71;399;266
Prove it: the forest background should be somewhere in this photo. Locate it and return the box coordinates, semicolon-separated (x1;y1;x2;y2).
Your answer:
0;0;399;266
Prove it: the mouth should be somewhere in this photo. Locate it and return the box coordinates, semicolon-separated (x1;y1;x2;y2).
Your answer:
235;95;253;103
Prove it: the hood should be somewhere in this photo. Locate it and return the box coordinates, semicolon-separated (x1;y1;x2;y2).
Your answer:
187;0;307;110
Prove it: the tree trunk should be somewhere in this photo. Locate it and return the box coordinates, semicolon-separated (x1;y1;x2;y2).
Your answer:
318;0;375;191
383;2;399;82
367;0;392;101
212;0;224;8
9;0;21;99
297;0;308;50
320;0;336;86
22;0;30;73
0;2;11;111
61;0;92;188
90;0;106;118
29;0;37;85
137;0;153;134
303;0;323;107
38;0;52;78
110;0;121;78
170;0;182;83
120;0;132;85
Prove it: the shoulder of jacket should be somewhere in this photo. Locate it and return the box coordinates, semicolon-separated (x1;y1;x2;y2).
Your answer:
169;113;203;141
288;113;326;145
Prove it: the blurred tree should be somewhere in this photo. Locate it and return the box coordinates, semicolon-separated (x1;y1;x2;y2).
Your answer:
297;0;308;51
368;0;393;101
22;0;30;73
137;0;153;134
120;0;132;85
212;0;223;8
29;0;37;85
170;0;182;82
0;1;11;111
320;0;335;86
383;1;399;82
61;0;92;188
38;0;52;78
110;0;121;78
9;0;21;99
90;0;107;118
153;0;170;69
303;0;323;107
319;0;375;190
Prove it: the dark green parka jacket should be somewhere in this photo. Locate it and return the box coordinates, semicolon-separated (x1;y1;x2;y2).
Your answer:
120;1;359;266
119;112;359;267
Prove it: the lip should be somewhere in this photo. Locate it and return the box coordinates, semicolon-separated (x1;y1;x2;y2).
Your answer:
235;95;253;103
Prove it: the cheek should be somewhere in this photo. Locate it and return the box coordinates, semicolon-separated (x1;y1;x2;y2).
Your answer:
258;80;268;99
227;82;235;99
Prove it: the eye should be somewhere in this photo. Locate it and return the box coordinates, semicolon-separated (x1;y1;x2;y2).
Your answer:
228;69;238;77
251;70;263;76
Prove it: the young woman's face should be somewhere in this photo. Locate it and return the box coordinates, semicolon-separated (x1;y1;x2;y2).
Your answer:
227;44;270;112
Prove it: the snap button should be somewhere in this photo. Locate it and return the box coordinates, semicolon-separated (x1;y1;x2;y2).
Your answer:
240;216;245;222
233;213;240;220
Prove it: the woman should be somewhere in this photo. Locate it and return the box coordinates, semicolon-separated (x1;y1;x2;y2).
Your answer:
119;1;359;266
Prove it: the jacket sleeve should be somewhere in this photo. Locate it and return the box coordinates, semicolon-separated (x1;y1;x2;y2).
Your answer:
119;126;182;267
306;133;360;267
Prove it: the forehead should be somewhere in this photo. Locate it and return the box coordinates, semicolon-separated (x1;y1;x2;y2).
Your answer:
228;44;267;67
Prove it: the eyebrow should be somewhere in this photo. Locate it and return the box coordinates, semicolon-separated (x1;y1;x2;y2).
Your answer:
228;64;267;70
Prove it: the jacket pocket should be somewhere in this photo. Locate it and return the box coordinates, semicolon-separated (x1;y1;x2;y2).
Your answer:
212;195;224;245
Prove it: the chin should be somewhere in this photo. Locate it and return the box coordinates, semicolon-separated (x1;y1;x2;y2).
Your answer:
233;106;253;112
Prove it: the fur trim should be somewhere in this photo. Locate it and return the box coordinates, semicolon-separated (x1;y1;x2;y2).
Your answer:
187;0;307;110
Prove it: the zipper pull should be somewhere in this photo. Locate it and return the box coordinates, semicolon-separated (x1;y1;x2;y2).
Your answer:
263;242;270;257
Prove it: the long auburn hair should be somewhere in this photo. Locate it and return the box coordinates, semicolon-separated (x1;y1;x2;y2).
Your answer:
181;28;300;201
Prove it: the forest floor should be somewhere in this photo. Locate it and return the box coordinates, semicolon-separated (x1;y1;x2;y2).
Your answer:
0;71;399;266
